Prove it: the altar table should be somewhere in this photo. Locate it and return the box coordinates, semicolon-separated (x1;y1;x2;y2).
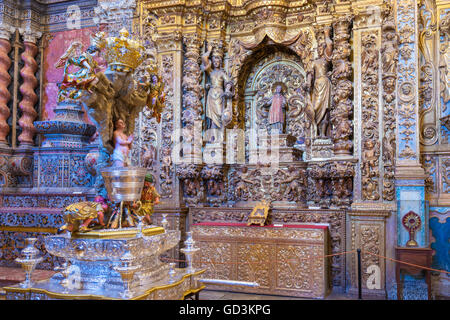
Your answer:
191;222;330;298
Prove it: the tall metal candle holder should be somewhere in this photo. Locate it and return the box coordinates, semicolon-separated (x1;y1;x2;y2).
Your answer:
15;238;43;288
180;231;199;273
114;244;140;299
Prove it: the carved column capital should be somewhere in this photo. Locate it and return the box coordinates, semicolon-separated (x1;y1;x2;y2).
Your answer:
0;24;15;41
19;27;42;44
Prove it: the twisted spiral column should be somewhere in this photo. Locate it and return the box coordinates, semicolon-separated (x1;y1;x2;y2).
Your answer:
0;37;12;145
18;41;38;146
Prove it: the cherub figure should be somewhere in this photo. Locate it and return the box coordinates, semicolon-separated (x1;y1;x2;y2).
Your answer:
280;166;302;201
235;167;257;201
362;140;379;176
111;119;133;167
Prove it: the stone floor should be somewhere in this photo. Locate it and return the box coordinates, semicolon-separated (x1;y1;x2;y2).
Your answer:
198;289;355;300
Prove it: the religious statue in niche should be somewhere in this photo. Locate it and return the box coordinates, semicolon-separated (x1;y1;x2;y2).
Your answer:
305;26;333;138
54;41;101;102
202;43;233;143
111;119;134;167
258;83;288;134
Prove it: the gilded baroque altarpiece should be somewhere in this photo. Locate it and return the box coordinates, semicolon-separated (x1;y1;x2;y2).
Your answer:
0;0;448;299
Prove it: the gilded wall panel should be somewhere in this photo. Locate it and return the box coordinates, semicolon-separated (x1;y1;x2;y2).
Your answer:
192;223;329;298
349;211;388;293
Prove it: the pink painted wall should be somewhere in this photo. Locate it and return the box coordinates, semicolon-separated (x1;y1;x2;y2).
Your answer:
42;27;106;121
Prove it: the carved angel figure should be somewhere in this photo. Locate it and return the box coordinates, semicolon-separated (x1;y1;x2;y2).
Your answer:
280;166;302;201
235;167;257;201
55;41;100;102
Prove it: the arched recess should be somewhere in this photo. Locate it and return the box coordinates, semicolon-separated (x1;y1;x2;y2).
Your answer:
233;44;311;161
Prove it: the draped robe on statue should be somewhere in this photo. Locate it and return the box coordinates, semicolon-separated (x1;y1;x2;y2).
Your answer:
311;57;332;130
206;69;227;130
269;93;286;127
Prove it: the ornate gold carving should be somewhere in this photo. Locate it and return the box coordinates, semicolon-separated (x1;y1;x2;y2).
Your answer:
397;0;419;161
381;15;398;201
192;223;328;298
331;15;353;155
361;31;380;201
350;216;387;291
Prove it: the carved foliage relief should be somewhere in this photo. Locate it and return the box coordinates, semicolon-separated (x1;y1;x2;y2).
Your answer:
381;17;398;201
397;0;419;160
361;31;380;201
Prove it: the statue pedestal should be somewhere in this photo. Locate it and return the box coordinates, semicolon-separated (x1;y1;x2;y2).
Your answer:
311;138;334;160
250;134;302;163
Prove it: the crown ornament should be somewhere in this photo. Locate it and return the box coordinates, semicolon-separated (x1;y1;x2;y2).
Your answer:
94;28;145;72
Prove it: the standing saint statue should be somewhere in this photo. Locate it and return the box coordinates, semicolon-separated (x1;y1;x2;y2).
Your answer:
259;84;287;134
202;43;233;143
306;26;333;138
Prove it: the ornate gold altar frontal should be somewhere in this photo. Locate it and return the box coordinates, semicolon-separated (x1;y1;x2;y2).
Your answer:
192;222;330;298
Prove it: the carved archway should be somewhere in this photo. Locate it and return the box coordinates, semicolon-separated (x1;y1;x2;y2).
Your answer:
242;49;309;160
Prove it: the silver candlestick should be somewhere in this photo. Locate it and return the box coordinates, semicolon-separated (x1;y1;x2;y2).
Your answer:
161;214;169;230
180;231;199;273
114;245;140;299
15;238;43;288
168;262;176;283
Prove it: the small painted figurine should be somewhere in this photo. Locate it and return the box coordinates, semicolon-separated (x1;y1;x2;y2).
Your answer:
111;119;133;167
135;173;160;225
147;72;165;123
57;196;107;234
55;41;100;102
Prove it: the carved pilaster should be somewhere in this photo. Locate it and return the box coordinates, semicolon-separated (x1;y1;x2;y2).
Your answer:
181;33;203;163
360;31;381;201
395;0;428;250
348;210;390;297
331;15;353;156
381;16;399;201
